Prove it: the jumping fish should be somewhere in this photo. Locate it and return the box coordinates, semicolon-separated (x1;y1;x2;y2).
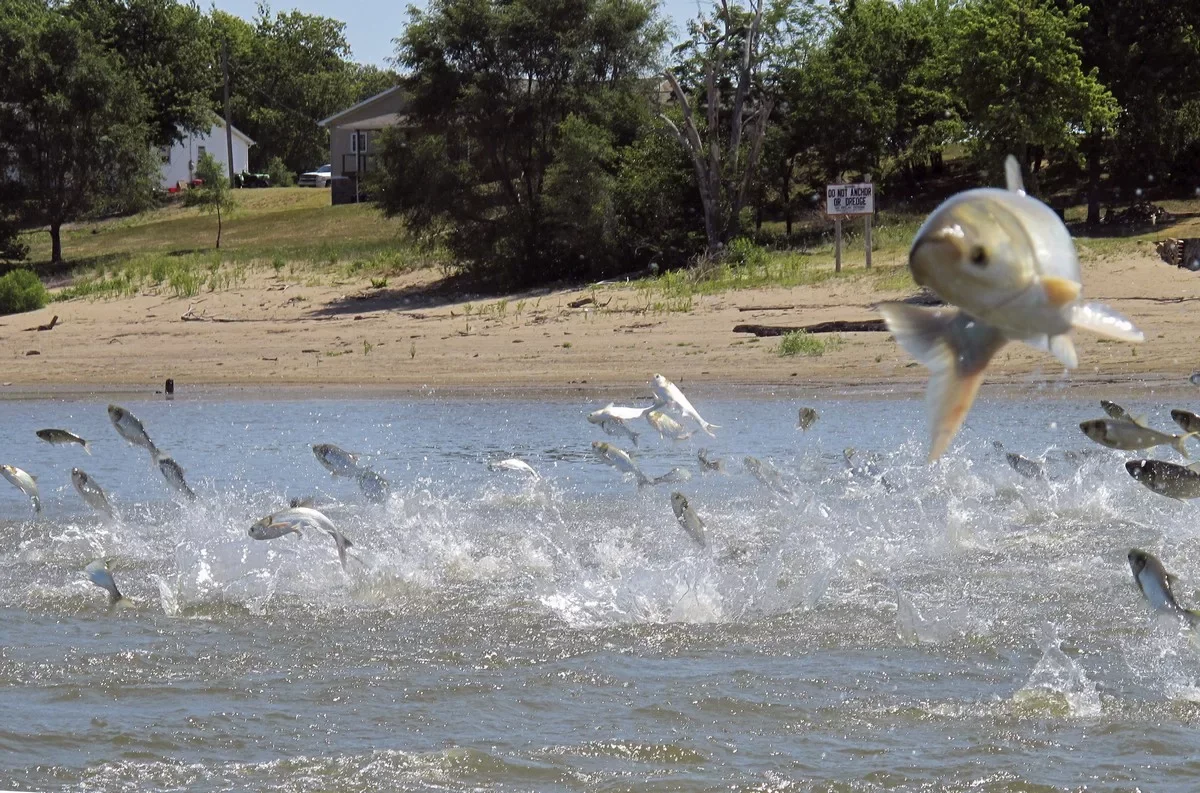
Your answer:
670;492;707;548
357;469;390;504
1128;548;1200;628
797;407;819;431
157;456;197;501
107;405;159;457
1006;452;1047;480
646;409;692;442
697;448;726;473
877;156;1142;461
312;443;362;477
587;405;641;447
71;468;114;517
488;458;540;479
1101;400;1147;427
85;558;124;608
744;455;792;498
652;467;692;485
1171;409;1200;435
1079;419;1195;457
1;464;40;514
592;441;650;486
651;374;719;437
1125;459;1200;501
36;429;91;454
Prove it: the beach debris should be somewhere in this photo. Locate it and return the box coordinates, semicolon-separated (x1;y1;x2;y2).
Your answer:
72;468;114;517
1172;409;1200;434
1128;548;1199;628
108;405;159;457
1079;419;1195;457
24;315;59;331
670;492;707;549
797;407;819;431
488;458;540;479
592;441;650;486
312;443;362;477
567;296;611;309
1155;238;1200;271
156;456;197;501
86;559;124;608
1106;201;1173;228
1;464;40;514
36;428;91;454
1125;459;1200;501
877;155;1143;461
646;409;692;442
733;320;886;336
651;374;719;437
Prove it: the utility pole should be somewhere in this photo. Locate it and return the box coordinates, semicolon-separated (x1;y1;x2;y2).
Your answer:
222;41;236;185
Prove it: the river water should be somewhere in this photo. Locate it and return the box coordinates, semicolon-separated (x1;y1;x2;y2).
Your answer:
3;388;1200;791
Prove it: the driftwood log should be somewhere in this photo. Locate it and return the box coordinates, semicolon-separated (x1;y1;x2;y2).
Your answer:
734;319;888;336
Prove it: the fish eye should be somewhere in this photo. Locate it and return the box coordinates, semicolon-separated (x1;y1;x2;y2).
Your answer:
969;246;988;267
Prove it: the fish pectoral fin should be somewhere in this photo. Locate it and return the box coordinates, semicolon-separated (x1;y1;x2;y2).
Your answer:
1042;276;1081;308
1173;433;1198;459
878;303;1007;462
1048;334;1078;369
1004;154;1025;195
1070;302;1144;343
1187;462;1200;473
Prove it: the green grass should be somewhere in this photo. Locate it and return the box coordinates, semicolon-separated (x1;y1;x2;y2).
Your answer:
776;330;842;357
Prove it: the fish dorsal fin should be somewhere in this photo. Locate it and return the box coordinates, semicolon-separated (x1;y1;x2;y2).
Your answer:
1132;414;1150;429
1187;462;1200;473
1004;155;1025;195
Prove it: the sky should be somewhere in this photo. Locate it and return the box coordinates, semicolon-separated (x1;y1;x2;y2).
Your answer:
210;0;697;67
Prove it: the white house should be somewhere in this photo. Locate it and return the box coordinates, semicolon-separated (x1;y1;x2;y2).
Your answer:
160;117;255;189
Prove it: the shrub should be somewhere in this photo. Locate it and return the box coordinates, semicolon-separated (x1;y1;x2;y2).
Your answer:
777;330;826;357
0;269;49;315
266;156;294;187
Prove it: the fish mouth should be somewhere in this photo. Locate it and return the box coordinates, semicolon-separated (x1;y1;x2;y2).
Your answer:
909;226;966;285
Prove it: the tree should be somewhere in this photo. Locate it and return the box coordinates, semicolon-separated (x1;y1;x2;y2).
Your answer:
67;0;214;148
377;0;667;285
0;3;157;263
186;153;236;248
950;0;1116;194
662;0;778;253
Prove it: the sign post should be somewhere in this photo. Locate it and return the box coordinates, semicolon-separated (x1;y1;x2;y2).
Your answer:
825;181;875;272
864;176;872;270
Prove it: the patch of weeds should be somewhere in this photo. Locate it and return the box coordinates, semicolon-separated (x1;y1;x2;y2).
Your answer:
777;330;827;357
370;277;388;289
272;256;286;274
561;342;572;349
363;340;374;355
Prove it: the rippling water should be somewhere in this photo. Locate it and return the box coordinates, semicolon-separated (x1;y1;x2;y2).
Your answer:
5;388;1200;791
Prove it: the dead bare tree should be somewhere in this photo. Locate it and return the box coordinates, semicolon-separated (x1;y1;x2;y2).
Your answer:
661;0;775;255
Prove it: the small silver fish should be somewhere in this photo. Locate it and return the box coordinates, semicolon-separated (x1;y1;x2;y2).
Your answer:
1128;548;1200;628
697;448;726;473
108;405;159;456
797;407;819;431
1079;419;1195;457
744;456;792;497
592;441;650;486
488;458;540;479
1172;409;1200;435
1;464;40;514
1005;452;1047;480
1191;372;1200;387
670;492;707;548
1126;459;1200;500
652;466;692;485
1101;400;1147;427
72;468;114;517
312;443;362;477
357;468;390;504
646;410;692;442
36;428;91;454
651;374;719;437
157;456;197;501
85;558;124;608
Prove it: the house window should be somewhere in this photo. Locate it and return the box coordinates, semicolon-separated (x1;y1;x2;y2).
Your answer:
197;145;206;160
158;145;171;164
350;132;367;153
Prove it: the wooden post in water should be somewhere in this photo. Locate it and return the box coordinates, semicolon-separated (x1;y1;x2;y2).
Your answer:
834;217;843;273
864;175;873;270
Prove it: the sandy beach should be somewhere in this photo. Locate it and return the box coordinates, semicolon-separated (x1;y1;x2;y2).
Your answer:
2;241;1197;395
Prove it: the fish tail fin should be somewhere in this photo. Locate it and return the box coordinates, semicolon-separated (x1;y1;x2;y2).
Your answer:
1174;433;1198;459
109;586;124;607
878;303;1007;462
1070;302;1144;343
631;430;639;448
82;441;92;455
32;496;41;515
1048;334;1078;369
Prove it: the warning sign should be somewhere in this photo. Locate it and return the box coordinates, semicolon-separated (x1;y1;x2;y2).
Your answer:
825;183;874;215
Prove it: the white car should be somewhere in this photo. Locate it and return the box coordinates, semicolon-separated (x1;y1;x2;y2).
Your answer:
298;164;332;187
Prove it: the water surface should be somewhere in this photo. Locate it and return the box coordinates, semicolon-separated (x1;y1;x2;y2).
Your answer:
3;390;1200;791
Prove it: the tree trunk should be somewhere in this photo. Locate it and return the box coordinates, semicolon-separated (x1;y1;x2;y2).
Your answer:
782;162;791;236
50;222;62;263
1085;133;1102;227
215;204;222;249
